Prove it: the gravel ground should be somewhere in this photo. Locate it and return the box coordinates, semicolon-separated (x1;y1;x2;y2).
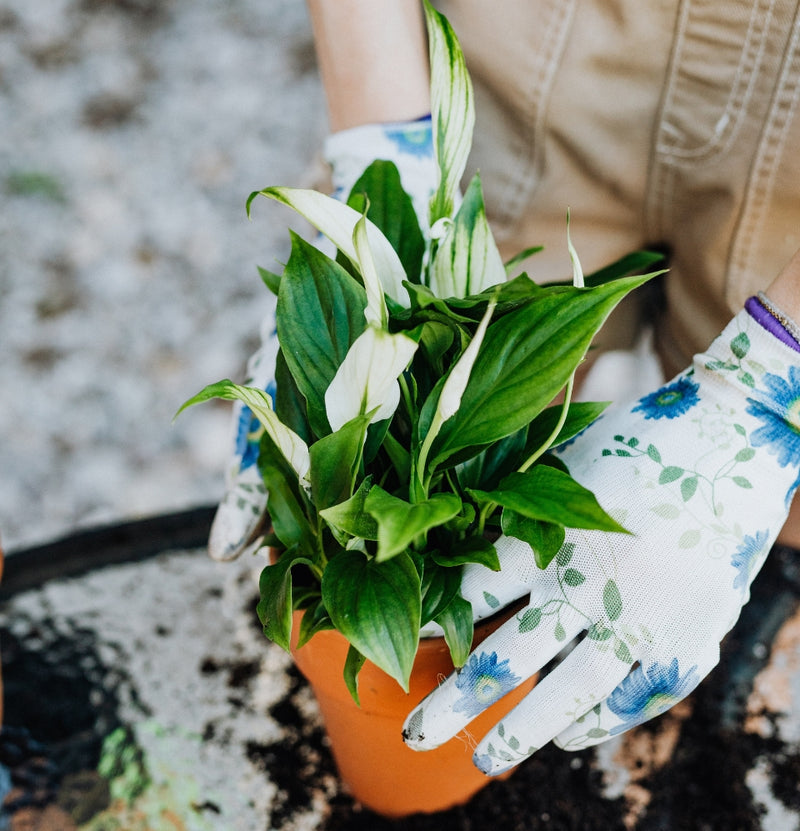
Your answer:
1;0;326;551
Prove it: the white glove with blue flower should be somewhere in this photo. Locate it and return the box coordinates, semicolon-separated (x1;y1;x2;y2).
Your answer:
403;301;800;774
209;117;437;560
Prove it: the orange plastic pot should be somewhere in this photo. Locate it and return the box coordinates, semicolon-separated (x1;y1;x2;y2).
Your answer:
290;602;535;817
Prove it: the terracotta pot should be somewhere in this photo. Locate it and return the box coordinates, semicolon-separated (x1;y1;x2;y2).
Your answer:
290;601;535;817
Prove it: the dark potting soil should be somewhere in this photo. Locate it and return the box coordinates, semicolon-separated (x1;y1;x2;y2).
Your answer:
2;524;799;830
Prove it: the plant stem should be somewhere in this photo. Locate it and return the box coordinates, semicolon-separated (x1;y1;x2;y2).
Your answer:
518;374;576;474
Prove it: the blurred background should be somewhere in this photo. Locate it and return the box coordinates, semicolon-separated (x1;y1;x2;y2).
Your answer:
1;0;327;551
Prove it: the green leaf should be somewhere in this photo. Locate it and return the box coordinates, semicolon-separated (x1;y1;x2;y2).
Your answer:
434;593;474;667
322;550;421;691
256;552;315;652
735;448;756;462
659;466;684;484
420;563;461;625
296;598;333;649
554;621;567;640
429;274;659;467
343;645;367;706
364;487;462;561
424;0;475;223
587;727;609;739
469;466;628;533
518;607;542;633
678;529;701;548
319;477;379;543
681;476;699;501
563;568;586;587
583;250;665;286
275;348;312;444
504;246;544;276
730;332;751;359
257;432;314;552
501;512;565;570
276;234;367;436
431;536;501;570
257;264;281;295
732;476;753;489
456;427;528;492
308;414;371;511
523;401;609;458
347;160;425;283
603;580;623;621
177;380;310;484
429;173;505;299
251;186;409;307
647;443;662;463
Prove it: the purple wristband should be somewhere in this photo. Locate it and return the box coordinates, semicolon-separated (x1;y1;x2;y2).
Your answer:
745;295;800;353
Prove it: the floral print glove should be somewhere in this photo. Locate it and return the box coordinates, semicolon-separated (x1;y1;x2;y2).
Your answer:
403;304;800;774
208;117;437;560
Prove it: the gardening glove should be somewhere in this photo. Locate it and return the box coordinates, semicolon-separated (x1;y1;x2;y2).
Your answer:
403;300;800;774
209;116;437;560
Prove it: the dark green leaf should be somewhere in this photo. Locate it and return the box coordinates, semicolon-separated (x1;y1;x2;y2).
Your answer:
523;401;608;458
431;536;500;570
501;511;565;570
434;593;474;667
557;543;575;567
257;432;314;552
420;563;461;625
583;250;665;286
257;264;281;295
322;550;421;691
296;598;333;649
429;273;659;467
364;486;462;561
308;414;370;510
256;552;315;652
456;427;528;491
319;477;378;541
276;233;367;436
347;160;425;283
343;645;367;706
274;348;312;444
469;466;628;533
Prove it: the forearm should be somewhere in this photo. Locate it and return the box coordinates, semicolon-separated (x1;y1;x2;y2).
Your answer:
307;0;430;131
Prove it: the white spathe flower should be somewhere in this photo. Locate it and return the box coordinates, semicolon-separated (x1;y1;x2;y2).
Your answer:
325;326;418;433
353;214;387;327
258;186;410;308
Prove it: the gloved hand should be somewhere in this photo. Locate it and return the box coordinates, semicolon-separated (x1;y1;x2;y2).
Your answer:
208;116;437;561
403;301;800;774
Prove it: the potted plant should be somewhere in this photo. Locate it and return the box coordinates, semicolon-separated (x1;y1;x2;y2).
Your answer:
178;1;662;816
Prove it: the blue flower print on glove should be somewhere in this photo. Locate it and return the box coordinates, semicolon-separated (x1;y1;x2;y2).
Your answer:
606;659;699;735
632;375;700;420
384;117;434;159
731;530;770;592
453;651;521;718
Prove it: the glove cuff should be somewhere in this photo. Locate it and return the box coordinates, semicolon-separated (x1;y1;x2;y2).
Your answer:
323;116;436;229
746;293;800;353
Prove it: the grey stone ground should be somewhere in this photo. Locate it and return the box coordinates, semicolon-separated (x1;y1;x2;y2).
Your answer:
1;0;326;552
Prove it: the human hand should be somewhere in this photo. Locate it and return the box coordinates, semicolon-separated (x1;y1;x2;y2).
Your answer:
403;304;800;774
208;117;436;560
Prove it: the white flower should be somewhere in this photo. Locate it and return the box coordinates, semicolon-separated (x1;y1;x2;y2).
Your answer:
325;326;418;432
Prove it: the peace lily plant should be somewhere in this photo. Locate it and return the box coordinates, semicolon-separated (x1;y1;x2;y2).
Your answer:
179;2;662;701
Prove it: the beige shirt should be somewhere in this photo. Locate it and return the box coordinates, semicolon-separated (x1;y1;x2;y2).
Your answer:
438;0;800;376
